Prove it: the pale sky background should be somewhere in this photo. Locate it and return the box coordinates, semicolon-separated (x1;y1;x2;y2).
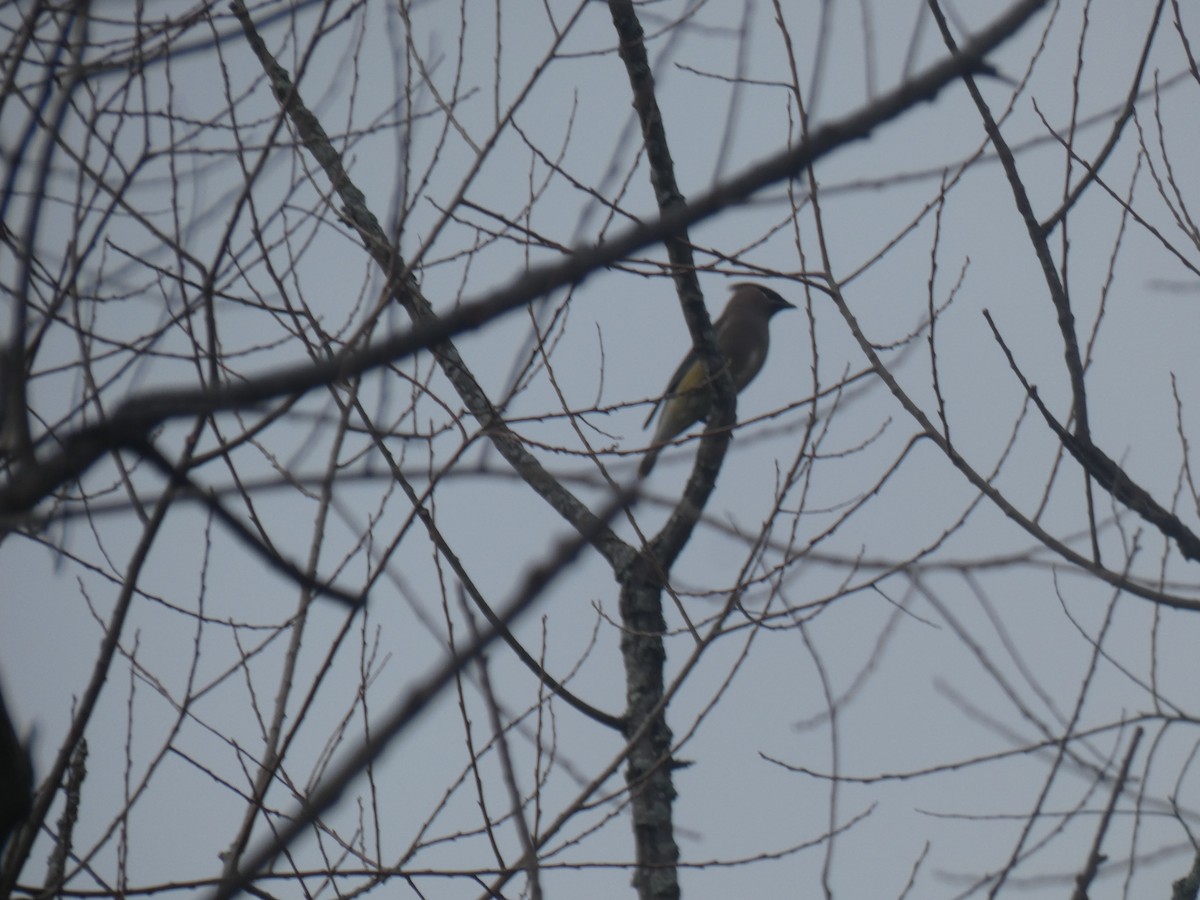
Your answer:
5;1;1200;898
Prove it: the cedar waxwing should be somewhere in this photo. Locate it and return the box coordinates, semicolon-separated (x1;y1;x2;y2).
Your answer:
639;283;794;477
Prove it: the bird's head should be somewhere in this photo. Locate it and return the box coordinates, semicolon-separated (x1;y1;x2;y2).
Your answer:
730;282;795;318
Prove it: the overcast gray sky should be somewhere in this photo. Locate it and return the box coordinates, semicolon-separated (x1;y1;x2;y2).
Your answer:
5;1;1200;897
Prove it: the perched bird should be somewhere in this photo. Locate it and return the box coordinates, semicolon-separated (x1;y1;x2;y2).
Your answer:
639;283;794;477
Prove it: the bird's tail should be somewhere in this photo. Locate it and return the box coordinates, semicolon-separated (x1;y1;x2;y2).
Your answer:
637;446;661;479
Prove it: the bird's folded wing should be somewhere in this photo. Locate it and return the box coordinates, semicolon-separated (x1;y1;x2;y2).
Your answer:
643;345;701;428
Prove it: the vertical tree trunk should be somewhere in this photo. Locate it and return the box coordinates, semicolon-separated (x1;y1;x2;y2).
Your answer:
619;572;679;900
